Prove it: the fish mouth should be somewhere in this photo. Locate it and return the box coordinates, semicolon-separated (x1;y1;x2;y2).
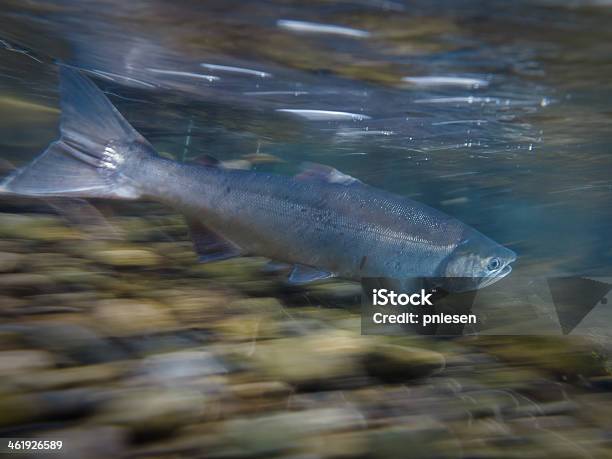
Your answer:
478;264;513;289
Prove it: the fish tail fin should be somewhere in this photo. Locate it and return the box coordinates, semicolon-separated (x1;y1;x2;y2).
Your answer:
0;66;156;199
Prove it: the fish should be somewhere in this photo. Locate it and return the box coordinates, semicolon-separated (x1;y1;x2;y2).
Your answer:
0;67;516;291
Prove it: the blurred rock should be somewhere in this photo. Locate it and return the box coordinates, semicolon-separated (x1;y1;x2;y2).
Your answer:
192;257;267;281
303;431;368;459
474;367;547;390
165;289;230;324
0;392;44;427
0;349;54;374
23;252;87;270
95;387;205;436
0;330;23;349
0;273;54;292
90;248;162;267
0;251;23;272
215;313;280;342
475;337;607;380
363;343;445;381
234;279;280;296
589;375;612;391
367;420;454;459
113;331;208;356
138;349;228;386
28;426;127;459
8;363;125;391
0;214;82;241
511;400;579;418
20;323;128;364
304;281;362;304
29;292;100;309
36;387;108;420
0;295;26;311
92;299;179;337
226;297;286;315
220;408;365;456
249;331;369;387
0;388;107;428
229;381;293;399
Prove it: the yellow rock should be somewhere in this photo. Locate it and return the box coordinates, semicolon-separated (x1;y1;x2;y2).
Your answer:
92;299;178;336
91;248;162;267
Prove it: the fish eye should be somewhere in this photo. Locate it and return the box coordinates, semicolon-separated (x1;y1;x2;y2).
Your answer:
487;258;501;271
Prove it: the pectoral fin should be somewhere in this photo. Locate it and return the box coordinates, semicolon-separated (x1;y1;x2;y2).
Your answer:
186;218;243;262
288;264;335;284
262;261;292;274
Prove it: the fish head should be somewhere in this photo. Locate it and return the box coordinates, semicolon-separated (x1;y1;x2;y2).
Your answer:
436;231;517;292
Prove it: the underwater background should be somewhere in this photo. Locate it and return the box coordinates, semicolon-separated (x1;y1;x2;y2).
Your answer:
0;0;612;457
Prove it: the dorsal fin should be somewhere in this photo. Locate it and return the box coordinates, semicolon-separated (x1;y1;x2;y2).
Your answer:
295;162;362;186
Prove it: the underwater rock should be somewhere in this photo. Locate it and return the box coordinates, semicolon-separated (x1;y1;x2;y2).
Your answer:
0;214;82;241
475;337;607;380
165;289;231;325
7;363;125;391
366;420;453;459
32;426;127;459
0;273;54;293
302;430;369;459
90;248;162;267
192;257;268;281
0;392;44;427
229;380;293;400
95;387;205;436
248;331;369;387
233;279;280;296
220;407;365;456
303;281;363;304
138;349;228;385
473;367;548;391
28;291;100;311
0;251;23;272
92;299;179;337
112;329;213;357
511;400;579;418
589;375;612;391
0;349;55;374
226;297;286;315
0;388;106;428
35;387;108;420
215;313;279;342
19;323;128;364
0;295;26;312
362;343;445;381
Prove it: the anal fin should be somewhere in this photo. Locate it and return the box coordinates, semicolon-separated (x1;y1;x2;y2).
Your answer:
187;218;243;263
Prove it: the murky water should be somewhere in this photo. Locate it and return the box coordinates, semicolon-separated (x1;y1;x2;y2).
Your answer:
1;0;611;276
1;2;612;457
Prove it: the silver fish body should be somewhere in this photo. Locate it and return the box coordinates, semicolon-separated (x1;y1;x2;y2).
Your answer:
139;158;465;280
0;67;516;290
